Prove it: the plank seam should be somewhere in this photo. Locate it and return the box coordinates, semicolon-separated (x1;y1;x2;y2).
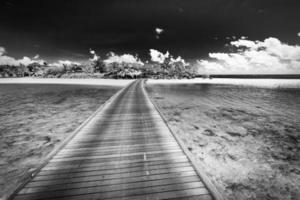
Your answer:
19;179;205;196
25;171;198;189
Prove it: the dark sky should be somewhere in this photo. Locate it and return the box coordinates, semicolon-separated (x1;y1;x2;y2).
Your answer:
0;0;300;62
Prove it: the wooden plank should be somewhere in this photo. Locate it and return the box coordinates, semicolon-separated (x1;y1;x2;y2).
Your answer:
64;138;176;148
72;133;172;140
63;141;177;151
94;113;161;117
55;145;180;157
91;115;162;121
44;154;188;170
78;129;171;136
32;165;194;182
24;172;198;192
20;175;202;195
74;131;172;138
57;142;179;155
42;156;189;172
27;167;195;188
90;120;164;126
69;135;173;144
82;123;167;129
34;162;191;180
39;160;189;176
48;151;185;165
108;189;212;200
51;149;182;162
54;145;181;159
15;182;207;200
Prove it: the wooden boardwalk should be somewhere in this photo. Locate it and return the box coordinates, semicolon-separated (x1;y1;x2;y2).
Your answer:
11;80;214;200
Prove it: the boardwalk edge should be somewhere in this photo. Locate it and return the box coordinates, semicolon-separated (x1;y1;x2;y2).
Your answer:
6;81;134;200
143;80;225;200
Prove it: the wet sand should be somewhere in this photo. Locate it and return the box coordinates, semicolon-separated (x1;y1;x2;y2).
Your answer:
0;83;124;199
146;81;300;200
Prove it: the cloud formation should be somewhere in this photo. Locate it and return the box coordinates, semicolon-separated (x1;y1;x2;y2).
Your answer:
149;49;169;63
104;52;144;65
155;28;164;35
0;47;5;56
0;46;45;66
149;49;189;66
49;60;80;67
197;37;300;74
155;27;164;39
170;56;189;66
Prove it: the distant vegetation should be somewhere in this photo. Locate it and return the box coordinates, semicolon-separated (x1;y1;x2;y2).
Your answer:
0;52;198;79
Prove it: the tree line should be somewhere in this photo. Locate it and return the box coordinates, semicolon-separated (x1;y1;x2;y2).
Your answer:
0;54;198;79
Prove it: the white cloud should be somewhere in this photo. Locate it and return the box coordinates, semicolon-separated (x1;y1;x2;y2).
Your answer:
104;52;143;65
210;53;249;71
18;56;36;66
262;37;300;60
231;39;257;49
244;50;280;66
298;32;300;37
90;50;95;54
290;60;300;70
197;60;225;74
197;37;300;74
155;27;164;39
0;47;6;56
155;28;164;35
0;55;20;66
33;54;40;59
0;46;45;66
149;49;169;64
49;60;80;67
170;56;189;66
149;49;189;66
231;37;300;60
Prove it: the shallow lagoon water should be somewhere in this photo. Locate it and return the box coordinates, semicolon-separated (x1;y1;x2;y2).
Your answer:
147;81;300;200
152;83;300;121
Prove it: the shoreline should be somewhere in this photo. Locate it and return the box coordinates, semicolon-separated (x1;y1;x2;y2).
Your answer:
0;78;134;87
147;78;300;88
1;77;300;88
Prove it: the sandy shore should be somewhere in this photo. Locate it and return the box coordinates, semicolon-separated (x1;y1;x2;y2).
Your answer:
0;78;134;87
146;81;300;200
0;81;126;199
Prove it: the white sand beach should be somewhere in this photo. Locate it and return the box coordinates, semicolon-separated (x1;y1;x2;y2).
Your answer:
0;78;134;87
